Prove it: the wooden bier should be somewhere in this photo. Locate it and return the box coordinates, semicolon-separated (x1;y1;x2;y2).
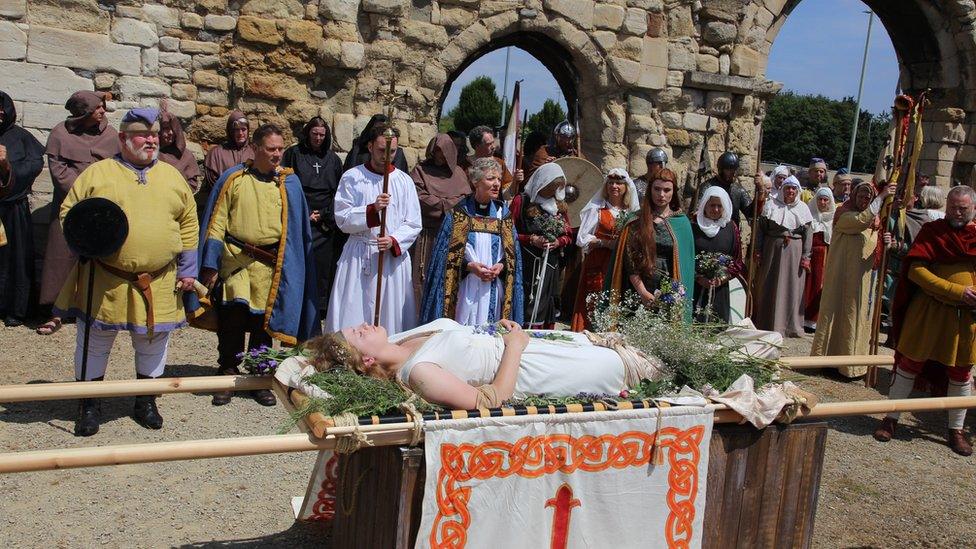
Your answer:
0;375;271;403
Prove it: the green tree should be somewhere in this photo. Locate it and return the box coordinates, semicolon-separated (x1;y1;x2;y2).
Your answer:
447;76;502;135
526;99;567;137
762;91;890;173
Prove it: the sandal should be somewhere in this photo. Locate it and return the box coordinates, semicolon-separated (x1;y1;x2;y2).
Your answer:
36;318;62;336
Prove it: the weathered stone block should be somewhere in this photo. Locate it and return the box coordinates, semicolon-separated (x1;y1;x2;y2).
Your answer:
181;40;221;54
439;6;477;27
661;112;682;128
284;20;323;49
613;35;642;61
0;20;26;60
622;8;647;35
141;48;159;76
409;122;436;149
763;0;787;14
160;51;192;68
340;41;365;68
700;0;740;22
668;41;696;71
592;30;616;52
192;54;221;70
628;114;657;133
93;73;116;90
333;113;355;149
142;4;180;28
20;101;68;130
362;0;408;17
320;0;360;23
641;36;667;67
205;14;238;31
196;88;230;106
666;70;683;87
668;5;693;36
696;54;720;73
705;91;732;115
117;76;171;99
665;128;691;147
166;99;197;119
28;0;108;33
171;83;198;101
238;16;282;45
182;12;204;30
112;18;158;48
609;56;640;87
638;66;668;90
246;72;307;101
241;0;304;18
646;12;665;37
402;20;449;47
159;66;190;81
594;4;625;30
28;27;141;75
683;112;710;132
193;70;229;91
730;45;761;77
159;36;180;52
0;0;26;19
545;0;594;29
702;20;736;46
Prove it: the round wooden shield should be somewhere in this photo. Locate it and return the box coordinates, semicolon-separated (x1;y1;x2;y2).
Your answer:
554;156;603;227
63;197;129;259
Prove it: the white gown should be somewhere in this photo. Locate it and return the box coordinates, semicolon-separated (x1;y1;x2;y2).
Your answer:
455;208;504;325
325;165;422;333
395;319;626;399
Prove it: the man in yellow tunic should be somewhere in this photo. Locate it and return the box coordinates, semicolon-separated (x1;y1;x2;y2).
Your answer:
194;124;319;407
54;108;198;437
810;181;895;377
874;185;976;456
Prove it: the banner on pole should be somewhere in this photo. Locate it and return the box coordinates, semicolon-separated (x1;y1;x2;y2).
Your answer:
418;407;713;549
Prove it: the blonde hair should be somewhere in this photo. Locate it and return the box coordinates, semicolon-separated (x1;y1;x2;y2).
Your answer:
918;185;946;210
304;332;394;380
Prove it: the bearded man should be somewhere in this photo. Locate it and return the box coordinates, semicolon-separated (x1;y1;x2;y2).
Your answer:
874;185;976;456
468;125;524;196
54;108;198;437
192;124;319;407
832;170;853;204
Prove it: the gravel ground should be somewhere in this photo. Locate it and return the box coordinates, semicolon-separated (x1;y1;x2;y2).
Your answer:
0;324;973;548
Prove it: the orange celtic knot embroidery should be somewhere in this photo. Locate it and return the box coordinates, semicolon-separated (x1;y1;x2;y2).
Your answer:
430;426;705;548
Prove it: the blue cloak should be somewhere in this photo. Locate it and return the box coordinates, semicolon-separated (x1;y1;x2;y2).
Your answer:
184;162;320;345
420;196;523;324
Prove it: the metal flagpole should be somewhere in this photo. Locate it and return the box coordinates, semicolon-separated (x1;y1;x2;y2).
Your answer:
499;47;512;128
846;11;874;170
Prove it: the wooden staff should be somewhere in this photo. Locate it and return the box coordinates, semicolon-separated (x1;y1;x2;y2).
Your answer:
4;395;976;474
866;95;916;387
745;125;765;318
372;75;402;326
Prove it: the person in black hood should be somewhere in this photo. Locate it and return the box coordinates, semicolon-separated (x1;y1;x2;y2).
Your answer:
0;90;45;326
282;116;345;317
342;113;408;173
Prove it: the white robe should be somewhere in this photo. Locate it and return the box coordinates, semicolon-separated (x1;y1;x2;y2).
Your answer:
324;165;422;333
455;208;504;326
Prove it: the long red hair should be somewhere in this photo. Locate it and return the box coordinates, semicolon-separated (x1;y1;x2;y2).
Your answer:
635;168;680;276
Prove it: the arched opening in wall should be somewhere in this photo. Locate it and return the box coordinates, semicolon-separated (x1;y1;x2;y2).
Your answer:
438;34;576;165
762;0;903;179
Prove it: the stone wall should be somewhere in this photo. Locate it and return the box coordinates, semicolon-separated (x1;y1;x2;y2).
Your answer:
3;0;976;226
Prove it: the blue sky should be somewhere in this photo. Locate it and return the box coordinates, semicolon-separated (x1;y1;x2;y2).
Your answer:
441;0;899;117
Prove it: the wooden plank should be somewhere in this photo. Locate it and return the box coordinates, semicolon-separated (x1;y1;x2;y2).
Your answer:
774;424;809;549
395;447;424;549
791;423;828;548
734;425;773;548
702;428;729;547
716;427;752;544
755;425;787;547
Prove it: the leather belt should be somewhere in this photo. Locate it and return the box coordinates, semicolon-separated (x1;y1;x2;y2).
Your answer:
226;233;279;267
96;259;175;339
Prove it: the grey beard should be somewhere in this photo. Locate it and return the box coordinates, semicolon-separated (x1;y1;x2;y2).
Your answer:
949;217;972;229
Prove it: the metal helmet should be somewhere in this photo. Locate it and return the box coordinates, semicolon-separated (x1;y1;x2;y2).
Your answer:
717;151;740;170
646;148;668;165
553;120;577;138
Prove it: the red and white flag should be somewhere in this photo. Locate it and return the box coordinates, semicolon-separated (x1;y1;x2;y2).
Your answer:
502;81;521;174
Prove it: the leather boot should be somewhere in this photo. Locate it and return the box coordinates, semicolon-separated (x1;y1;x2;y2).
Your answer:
211;366;239;406
73;376;104;437
873;417;897;442
250;389;277;407
74;398;101;437
948;429;973;457
133;374;163;429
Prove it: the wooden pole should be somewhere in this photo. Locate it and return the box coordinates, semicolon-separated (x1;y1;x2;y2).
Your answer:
745;124;765;318
4;396;976;474
371;125;395;326
0;376;270;403
780;354;893;370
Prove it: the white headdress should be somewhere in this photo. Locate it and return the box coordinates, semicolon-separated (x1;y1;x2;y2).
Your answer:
695;185;733;238
524;163;566;215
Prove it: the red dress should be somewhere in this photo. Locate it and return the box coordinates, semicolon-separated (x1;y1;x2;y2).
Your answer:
571;208;617;331
802;231;829;322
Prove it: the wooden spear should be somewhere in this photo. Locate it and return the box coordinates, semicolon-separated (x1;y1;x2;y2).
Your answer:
372;75;402;326
4;396;976;474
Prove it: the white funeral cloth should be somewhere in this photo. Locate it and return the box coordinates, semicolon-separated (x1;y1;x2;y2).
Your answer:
324;164;422;334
